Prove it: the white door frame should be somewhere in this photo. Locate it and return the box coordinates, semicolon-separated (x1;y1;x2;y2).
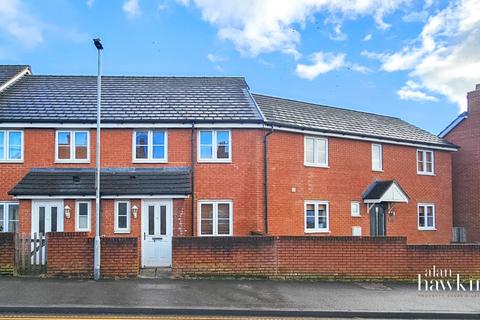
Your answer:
31;200;64;236
141;199;173;267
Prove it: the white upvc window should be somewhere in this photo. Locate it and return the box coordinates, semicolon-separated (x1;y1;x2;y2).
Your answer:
55;130;90;162
417;149;434;175
75;201;91;231
133;130;167;162
304;136;328;167
198;130;231;162
0;202;19;232
418;203;435;230
371;143;383;171
352;226;362;236
351;201;361;217
114;201;130;233
304;201;329;233
0;130;23;162
198;200;233;236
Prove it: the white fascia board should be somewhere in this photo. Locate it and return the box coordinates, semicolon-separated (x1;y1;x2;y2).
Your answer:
0;122;265;129
14;194;190;200
438;114;468;138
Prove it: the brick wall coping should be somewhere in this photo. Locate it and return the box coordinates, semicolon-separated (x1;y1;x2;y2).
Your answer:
0;233;14;242
102;237;137;243
48;232;90;238
173;236;408;243
408;244;480;250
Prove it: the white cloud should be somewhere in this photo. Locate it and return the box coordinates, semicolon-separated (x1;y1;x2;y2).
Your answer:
86;0;95;8
397;80;438;102
295;52;346;79
123;0;141;17
0;0;43;47
207;53;228;63
363;33;372;41
364;0;480;110
402;10;428;23
178;0;408;57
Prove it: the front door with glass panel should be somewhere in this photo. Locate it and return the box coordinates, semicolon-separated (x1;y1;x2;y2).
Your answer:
141;200;172;267
31;200;64;237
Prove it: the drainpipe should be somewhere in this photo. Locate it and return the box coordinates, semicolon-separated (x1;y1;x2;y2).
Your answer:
263;126;274;234
191;122;195;236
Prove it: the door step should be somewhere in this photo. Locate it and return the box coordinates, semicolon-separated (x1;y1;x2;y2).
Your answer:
139;267;172;279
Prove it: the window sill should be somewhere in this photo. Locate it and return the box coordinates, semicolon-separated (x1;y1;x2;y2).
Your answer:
418;228;437;231
304;163;329;168
0;160;24;163
114;230;130;234
55;160;90;164
304;230;330;234
75;229;90;232
132;160;168;163
198;234;232;237
372;169;383;173
197;160;232;164
351;215;362;218
417;172;435;176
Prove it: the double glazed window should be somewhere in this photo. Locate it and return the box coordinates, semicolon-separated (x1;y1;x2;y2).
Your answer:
134;130;167;162
0;130;23;161
304;136;328;167
417;149;434;175
418;203;435;230
56;130;89;162
371;143;383;171
115;201;130;233
76;201;91;231
304;201;329;232
198;130;231;162
198;201;232;236
0;203;19;232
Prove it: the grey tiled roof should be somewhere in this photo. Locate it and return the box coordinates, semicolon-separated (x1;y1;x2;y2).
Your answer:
9;167;191;196
0;74;262;123
0;65;30;88
253;94;456;148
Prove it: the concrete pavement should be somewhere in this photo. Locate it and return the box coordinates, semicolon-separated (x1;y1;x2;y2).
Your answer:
0;277;479;318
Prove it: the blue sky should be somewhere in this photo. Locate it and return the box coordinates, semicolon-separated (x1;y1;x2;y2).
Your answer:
1;0;479;134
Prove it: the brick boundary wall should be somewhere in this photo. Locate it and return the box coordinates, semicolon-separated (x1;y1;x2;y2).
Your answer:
47;233;139;278
172;236;480;280
0;233;15;275
101;237;139;278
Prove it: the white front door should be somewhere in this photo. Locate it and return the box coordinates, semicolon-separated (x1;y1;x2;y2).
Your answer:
31;200;64;237
141;200;172;267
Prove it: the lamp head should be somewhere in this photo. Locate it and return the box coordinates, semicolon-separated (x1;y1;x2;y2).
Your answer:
93;38;103;50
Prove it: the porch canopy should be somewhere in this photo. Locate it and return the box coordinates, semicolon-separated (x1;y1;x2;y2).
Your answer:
9;167;192;198
362;180;409;204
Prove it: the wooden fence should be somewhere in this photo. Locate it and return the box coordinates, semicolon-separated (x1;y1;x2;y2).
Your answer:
15;233;47;275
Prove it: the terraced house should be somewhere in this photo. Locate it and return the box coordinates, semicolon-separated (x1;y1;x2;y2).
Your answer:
0;65;458;269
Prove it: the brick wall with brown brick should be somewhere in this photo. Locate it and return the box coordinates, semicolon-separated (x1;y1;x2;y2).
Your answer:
0;233;14;275
47;232;140;278
172;236;480;280
444;85;480;242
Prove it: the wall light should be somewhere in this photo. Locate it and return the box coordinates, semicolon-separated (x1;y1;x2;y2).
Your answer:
131;205;138;219
64;205;71;219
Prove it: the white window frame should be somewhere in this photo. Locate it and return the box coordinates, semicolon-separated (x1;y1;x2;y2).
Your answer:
371;143;383;172
304;136;329;168
0;130;24;162
417;203;436;231
0;202;19;232
416;149;434;175
304;200;330;233
197;130;232;163
75;201;91;232
352;226;362;236
132;130;168;163
197;200;233;236
114;200;131;233
55;130;90;163
351;201;361;217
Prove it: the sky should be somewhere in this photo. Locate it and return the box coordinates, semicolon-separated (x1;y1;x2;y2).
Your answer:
1;0;479;134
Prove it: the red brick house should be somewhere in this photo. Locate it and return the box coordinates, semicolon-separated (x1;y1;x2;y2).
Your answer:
0;65;458;268
440;84;480;243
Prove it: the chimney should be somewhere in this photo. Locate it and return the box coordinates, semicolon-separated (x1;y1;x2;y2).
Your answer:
467;83;480;116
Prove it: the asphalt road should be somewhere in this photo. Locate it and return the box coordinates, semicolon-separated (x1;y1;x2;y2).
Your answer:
0;277;478;318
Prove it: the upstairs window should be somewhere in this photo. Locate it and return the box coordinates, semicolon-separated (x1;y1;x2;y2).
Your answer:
418;203;435;230
0;130;23;162
133;130;167;162
304;201;329;232
56;130;89;162
417;149;434;175
304;136;328;167
371;143;383;171
198;130;231;162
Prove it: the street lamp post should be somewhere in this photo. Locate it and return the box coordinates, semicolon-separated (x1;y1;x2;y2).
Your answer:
93;38;103;281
